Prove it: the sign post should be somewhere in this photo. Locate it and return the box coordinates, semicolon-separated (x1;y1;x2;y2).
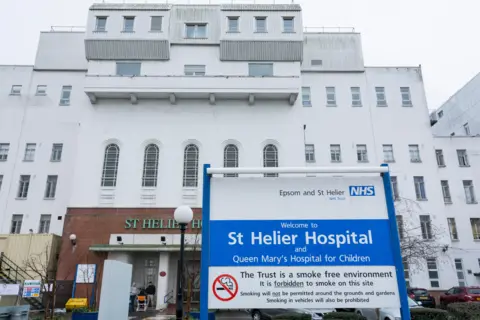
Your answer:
199;165;410;320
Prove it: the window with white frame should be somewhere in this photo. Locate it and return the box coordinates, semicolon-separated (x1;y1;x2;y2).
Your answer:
123;16;135;32
101;144;120;187
10;85;22;95
420;215;433;240
0;143;9;161
435;149;445;167
330;144;341;162
95;16;107;32
36;85;47;95
183;144;199;187
248;63;273;77
10;215;23;234
51;143;63;162
351;87;362;107
24;143;36;161
356;144;368;162
59;86;72;105
302;87;311;107
44;175;58;199
427;258;440;288
403;258;410;287
391;176;399;201
227;16;239;32
457;149;469;167
223;144;239;178
0;175;3;192
255;17;267;32
184;65;206;76
463;123;470;135
116;62;141;76
150;16;162;32
471;218;480;240
186;23;207;38
463;180;476;204
400;87;412;106
409;144;421;162
305;144;315;163
414;176;427;200
142;144;159;187
17;175;30;199
38;214;51;234
326;87;336;106
396;215;404;240
441;180;452;204
455;259;466;286
383;144;394;162
263;144;278;177
282;17;294;32
447;218;458;240
375;87;387;107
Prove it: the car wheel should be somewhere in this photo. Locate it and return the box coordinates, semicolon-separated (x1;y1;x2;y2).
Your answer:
252;310;261;320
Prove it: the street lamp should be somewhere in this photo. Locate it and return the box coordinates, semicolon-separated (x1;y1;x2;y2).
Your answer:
174;205;193;320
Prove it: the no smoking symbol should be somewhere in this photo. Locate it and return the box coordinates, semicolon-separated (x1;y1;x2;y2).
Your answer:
212;274;238;302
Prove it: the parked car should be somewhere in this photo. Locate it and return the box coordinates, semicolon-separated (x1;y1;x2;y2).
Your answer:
355;297;422;320
249;308;335;320
407;287;436;308
440;286;480;307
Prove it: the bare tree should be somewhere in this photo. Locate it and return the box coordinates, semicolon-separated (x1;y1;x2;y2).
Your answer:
182;226;201;317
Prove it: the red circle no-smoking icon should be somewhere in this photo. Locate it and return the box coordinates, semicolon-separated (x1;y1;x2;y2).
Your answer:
212;274;238;302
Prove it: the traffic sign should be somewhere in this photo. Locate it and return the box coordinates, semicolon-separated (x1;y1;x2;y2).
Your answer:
212;274;238;302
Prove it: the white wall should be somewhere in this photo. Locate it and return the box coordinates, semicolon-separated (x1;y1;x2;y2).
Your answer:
34;32;87;71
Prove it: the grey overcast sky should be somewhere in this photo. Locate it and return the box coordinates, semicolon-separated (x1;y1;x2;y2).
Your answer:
1;0;478;109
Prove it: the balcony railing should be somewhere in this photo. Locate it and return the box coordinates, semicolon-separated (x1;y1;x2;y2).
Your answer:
50;26;86;32
304;27;355;33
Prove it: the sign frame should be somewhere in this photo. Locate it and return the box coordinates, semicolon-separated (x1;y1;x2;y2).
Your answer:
199;164;410;320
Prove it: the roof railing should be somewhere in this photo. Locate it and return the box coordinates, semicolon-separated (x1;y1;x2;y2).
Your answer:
50;26;86;32
304;26;355;33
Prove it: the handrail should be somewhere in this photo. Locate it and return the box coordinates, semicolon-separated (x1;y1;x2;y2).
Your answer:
164;289;174;303
304;26;355;33
50;26;86;32
0;253;34;283
85;74;300;79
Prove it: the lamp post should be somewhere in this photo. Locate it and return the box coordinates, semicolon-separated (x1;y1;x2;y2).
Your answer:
174;205;194;320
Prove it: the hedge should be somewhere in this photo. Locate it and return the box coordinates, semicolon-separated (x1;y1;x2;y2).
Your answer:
323;312;366;320
272;313;312;320
410;308;449;320
447;303;480;320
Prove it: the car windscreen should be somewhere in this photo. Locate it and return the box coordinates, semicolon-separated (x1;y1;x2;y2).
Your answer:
467;288;480;294
411;289;428;295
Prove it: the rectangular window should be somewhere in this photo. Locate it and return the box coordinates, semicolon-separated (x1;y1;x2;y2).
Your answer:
283;17;294;32
396;215;404;240
455;259;466;286
326;87;336;106
420;215;433;240
383;144;394;162
10;85;22;95
248;63;273;77
123;16;135;32
255;17;267;32
24;143;36;161
448;218;459;241
464;123;470;135
51;143;63;162
150;16;162;31
44;175;58;199
463;180;476;204
400;87;412;107
59;85;72;106
36;85;47;95
375;87;387;107
305;144;315;163
0;143;9;161
403;258;410;287
311;59;323;66
391;176;399;201
10;215;23;234
457;149;469;167
441;180;452;204
471;218;480;240
435;149;445;167
95;16;107;32
330;144;341;162
356;144;368;162
116;62;141;76
409;144;421;162
17;175;30;199
227;17;239;32
0;175;3;192
414;176;427;200
351;87;362;107
302;87;311;107
184;65;206;76
38;214;51;234
186;23;207;38
427;258;440;288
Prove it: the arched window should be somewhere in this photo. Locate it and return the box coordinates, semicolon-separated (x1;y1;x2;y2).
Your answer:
101;144;120;187
183;144;199;187
223;144;239;177
263;144;278;177
142;144;159;187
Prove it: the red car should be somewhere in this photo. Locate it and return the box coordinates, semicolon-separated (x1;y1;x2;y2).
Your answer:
440;286;480;307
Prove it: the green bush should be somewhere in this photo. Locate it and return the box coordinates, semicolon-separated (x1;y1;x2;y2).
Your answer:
447;303;480;320
410;308;449;320
273;313;312;320
323;312;366;320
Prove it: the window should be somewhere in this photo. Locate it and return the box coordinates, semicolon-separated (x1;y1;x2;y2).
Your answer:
471;218;480;240
51;143;63;162
44;175;58;199
302;87;311;107
116;62;141;76
150;16;162;31
396;215;404;240
186;23;207;38
427;258;439;288
457;149;469;167
326;87;336;106
38;214;51;234
36;85;47;95
248;63;273;77
24;143;36;161
455;259;466;286
184;65;206;76
311;60;323;66
227;17;239;32
448;218;459;241
0;143;9;161
263;144;278;177
305;144;315;163
441;180;452;204
95;16;107;32
409;144;421;162
400;87;412;106
383;144;394;162
255;17;267;32
403;258;410;287
420;215;433;240
17;175;30;199
375;87;387;107
142;144;159;188
391;176;399;201
283;17;294;32
123;16;135;32
59;86;72;106
330;145;341;162
101;144;120;187
183;144;199;187
0;175;3;191
435;149;445;167
463;180;476;204
356;144;368;162
438;110;443;118
10;85;21;95
414;176;427;200
10;215;23;234
351;87;362;107
463;123;470;135
223;144;239;178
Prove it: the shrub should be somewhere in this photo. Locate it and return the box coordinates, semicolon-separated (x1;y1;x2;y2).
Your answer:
323;312;366;320
447;303;480;320
273;313;312;320
410;308;449;320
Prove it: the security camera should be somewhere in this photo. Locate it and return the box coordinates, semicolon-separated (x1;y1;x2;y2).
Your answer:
69;234;77;246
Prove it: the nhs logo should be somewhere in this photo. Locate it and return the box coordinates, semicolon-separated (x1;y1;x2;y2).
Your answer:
349;186;375;196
